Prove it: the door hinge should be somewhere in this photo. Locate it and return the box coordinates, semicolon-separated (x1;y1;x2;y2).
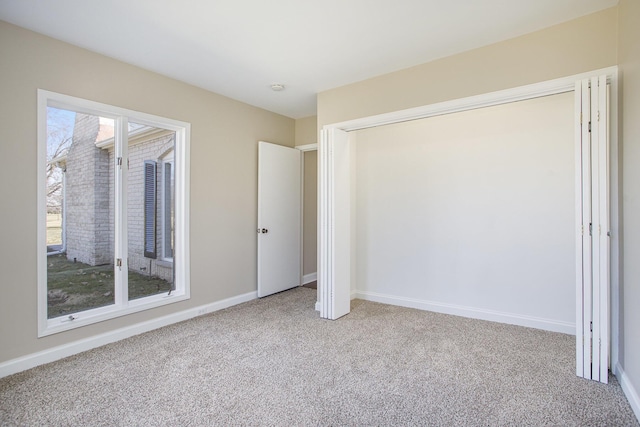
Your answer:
589;223;592;236
590;321;593;332
117;157;123;167
588;121;591;133
116;258;122;269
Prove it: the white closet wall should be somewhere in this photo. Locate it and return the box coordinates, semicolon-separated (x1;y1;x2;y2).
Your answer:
354;92;575;328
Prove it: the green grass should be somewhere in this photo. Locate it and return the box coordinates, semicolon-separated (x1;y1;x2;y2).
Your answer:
47;254;172;319
46;213;62;245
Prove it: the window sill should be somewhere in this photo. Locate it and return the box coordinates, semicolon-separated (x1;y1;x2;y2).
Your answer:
39;292;189;337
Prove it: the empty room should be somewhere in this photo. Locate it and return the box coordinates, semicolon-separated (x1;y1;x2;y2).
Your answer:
1;0;639;425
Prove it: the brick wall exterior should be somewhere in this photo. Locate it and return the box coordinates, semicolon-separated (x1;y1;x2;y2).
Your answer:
65;113;112;266
118;134;175;283
65;116;174;283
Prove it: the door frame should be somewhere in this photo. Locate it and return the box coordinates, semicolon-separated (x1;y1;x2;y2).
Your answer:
318;66;620;371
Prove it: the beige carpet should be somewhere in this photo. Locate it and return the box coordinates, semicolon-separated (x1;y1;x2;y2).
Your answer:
0;287;637;426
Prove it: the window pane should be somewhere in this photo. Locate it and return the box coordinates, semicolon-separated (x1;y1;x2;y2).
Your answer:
127;123;175;300
46;108;115;319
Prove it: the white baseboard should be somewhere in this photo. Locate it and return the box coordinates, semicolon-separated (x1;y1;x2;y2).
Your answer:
315;301;320;311
353;290;575;335
302;272;317;285
0;291;257;379
616;362;640;423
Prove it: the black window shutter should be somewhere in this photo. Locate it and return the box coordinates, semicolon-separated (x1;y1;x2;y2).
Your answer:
144;160;157;259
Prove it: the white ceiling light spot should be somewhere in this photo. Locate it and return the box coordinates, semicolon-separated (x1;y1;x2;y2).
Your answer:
271;83;285;92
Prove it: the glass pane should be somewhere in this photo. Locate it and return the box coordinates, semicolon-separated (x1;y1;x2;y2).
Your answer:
127;123;175;300
46;108;115;318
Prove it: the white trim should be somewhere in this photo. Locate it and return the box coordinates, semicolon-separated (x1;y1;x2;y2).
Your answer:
354;290;575;335
296;143;318;152
326;66;618;133
302;272;317;284
616;363;640;423
0;291;257;379
315;301;320;311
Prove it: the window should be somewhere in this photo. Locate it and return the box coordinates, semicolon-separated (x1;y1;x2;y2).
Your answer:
38;90;190;336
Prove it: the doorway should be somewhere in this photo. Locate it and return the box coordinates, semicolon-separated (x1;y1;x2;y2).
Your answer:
318;67;619;383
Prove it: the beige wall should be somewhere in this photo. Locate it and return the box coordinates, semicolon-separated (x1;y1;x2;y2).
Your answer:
318;7;618;127
302;151;317;276
295;116;318;146
0;21;294;363
619;0;640;413
295;116;318;278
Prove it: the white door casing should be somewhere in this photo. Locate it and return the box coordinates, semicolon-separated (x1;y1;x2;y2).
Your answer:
257;141;302;298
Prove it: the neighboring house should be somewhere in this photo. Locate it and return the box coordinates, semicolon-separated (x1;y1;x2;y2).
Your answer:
52;113;175;283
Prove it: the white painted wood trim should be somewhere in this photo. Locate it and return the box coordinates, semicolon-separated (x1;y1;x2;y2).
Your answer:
324;66;619;133
598;75;610;381
354;291;575;335
616;363;640;423
296;143;318;152
0;292;257;379
302;272;317;284
574;80;584;378
319;129;330;319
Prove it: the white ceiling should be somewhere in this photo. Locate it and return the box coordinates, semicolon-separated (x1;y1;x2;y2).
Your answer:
0;0;617;119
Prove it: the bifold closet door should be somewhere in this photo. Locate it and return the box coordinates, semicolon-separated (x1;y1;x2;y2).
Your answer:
319;128;351;320
576;75;609;384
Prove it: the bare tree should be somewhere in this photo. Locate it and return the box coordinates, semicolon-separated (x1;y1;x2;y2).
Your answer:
46;108;74;214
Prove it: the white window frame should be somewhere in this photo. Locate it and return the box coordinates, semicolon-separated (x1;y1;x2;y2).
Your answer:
37;90;191;337
160;150;175;262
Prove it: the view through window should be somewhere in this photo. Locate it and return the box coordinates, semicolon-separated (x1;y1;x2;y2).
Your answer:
40;91;189;335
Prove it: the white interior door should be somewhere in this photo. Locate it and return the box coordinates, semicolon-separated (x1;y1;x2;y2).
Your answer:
257;141;301;298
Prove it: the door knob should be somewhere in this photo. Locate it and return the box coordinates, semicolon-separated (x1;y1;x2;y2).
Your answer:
262;228;269;234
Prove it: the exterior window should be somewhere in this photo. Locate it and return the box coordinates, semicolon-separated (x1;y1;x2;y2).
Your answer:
38;90;190;336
